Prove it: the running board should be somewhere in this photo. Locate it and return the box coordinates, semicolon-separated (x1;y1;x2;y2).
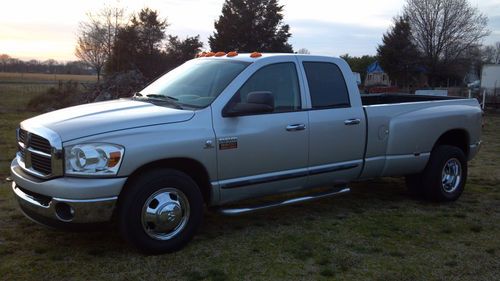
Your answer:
218;187;350;216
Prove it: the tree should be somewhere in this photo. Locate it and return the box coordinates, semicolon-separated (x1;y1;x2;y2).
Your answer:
377;16;420;88
484;42;500;64
131;8;168;55
340;54;378;82
165;35;203;69
0;54;10;72
43;59;58;74
404;0;490;85
84;6;125;60
297;48;310;54
481;45;496;64
106;8;169;80
75;23;107;81
496;42;500;64
76;5;125;82
209;0;293;53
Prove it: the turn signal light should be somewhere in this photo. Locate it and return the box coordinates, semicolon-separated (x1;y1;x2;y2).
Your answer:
108;151;122;167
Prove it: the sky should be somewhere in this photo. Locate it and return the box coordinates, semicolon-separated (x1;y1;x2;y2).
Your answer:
1;0;499;61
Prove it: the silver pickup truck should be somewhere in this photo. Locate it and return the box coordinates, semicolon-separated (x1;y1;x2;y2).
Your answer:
10;54;482;253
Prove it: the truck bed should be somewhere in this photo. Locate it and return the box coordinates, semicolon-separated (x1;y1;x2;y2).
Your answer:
359;96;482;180
361;93;464;106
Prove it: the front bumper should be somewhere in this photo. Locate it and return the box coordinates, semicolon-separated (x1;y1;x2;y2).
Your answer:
468;141;482;161
10;159;126;224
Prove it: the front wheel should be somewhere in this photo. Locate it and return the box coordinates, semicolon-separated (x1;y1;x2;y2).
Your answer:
422;145;468;202
118;169;204;254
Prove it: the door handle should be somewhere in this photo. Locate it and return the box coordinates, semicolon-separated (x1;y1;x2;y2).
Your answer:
344;118;361;125
286;124;306;131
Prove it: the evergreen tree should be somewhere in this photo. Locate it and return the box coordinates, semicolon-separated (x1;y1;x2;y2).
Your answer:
105;8;168;80
377;16;420;88
131;8;168;55
340;54;378;82
165;35;203;70
209;0;293;53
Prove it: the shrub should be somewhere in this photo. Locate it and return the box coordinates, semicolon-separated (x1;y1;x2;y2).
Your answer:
26;81;84;112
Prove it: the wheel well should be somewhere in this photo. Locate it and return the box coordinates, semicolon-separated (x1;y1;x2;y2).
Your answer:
433;129;469;157
123;158;212;205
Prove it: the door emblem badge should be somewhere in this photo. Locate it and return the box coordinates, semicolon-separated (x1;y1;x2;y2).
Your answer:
218;137;238;150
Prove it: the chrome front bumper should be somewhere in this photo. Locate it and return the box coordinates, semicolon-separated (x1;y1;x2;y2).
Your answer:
12;183;117;223
468;141;482;161
10;158;125;224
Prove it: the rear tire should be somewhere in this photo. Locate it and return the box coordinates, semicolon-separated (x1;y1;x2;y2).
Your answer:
118;168;204;254
422;145;467;202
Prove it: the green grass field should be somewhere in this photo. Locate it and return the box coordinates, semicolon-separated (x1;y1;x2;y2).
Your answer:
0;85;499;280
0;72;97;82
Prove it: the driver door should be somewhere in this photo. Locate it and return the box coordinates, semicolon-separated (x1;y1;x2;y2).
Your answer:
212;59;309;203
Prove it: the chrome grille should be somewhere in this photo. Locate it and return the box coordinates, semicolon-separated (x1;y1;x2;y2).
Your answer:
16;127;62;178
31;154;52;174
30;134;52;154
19;128;27;143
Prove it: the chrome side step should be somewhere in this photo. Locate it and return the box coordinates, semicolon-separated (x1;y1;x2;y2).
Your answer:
218;187;350;216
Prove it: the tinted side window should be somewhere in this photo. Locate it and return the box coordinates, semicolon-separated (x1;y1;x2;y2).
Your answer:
303;62;350;108
233;63;301;113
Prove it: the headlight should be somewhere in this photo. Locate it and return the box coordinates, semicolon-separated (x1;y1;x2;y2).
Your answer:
65;143;124;176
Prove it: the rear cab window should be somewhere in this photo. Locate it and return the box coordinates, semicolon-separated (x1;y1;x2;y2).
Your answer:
302;62;350;109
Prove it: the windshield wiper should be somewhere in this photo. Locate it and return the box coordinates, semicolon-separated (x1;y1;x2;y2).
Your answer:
146;94;178;101
138;94;182;109
132;92;182;109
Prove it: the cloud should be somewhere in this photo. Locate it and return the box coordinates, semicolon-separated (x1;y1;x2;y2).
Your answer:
484;15;500;45
287;19;386;56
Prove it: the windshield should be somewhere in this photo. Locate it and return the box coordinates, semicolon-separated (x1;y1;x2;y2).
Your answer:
140;59;250;108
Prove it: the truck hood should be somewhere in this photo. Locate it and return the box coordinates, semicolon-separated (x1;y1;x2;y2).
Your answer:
22;99;195;141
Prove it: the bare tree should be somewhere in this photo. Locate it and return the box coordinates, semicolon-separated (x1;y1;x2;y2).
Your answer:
495;42;500;64
75;24;107;81
297;48;310;54
0;54;10;72
481;45;496;64
76;6;125;82
84;6;125;59
404;0;490;84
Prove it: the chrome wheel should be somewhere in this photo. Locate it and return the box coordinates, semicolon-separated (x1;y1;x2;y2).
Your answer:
441;158;462;193
141;188;190;240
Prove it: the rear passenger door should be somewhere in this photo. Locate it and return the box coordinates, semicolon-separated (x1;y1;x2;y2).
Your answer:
297;58;366;186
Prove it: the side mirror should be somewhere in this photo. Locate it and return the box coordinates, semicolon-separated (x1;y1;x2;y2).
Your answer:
223;91;274;117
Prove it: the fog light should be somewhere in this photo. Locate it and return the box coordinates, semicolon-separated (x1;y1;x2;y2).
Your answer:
55;202;75;222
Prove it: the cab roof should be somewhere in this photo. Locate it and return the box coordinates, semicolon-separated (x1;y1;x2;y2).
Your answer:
195;53;337;63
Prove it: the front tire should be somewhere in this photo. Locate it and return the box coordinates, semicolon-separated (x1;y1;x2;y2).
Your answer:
422;145;467;202
118;169;204;254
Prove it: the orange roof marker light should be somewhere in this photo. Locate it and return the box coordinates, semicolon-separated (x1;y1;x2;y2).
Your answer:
250;52;262;58
197;52;208;58
215;51;226;57
205;52;216;57
227;51;238;57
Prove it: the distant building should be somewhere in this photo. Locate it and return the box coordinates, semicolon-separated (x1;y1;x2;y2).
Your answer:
480;64;500;107
365;61;390;87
